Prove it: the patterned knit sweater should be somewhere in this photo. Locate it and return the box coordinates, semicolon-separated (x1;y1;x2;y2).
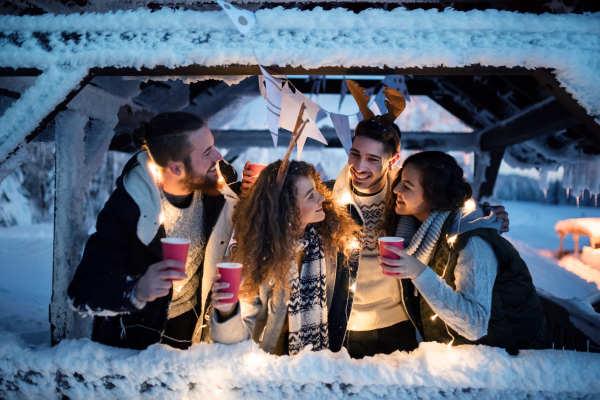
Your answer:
347;182;408;331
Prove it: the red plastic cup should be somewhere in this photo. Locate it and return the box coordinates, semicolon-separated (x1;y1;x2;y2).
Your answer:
161;238;190;281
248;163;266;176
379;237;404;277
217;262;243;304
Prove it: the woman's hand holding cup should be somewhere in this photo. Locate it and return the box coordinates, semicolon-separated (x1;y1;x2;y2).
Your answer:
379;245;427;280
211;274;236;313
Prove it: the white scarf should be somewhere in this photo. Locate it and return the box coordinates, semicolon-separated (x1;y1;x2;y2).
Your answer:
287;225;328;355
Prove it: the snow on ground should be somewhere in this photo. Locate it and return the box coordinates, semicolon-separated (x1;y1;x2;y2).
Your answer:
1;333;600;399
0;223;52;345
501;200;600;297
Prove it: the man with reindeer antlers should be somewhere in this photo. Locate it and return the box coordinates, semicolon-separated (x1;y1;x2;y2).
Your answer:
325;81;511;358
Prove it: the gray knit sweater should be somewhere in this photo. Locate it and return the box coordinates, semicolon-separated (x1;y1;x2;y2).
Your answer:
399;205;502;341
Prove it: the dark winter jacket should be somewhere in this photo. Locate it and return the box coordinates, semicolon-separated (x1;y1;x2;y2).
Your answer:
419;212;547;355
68;152;240;350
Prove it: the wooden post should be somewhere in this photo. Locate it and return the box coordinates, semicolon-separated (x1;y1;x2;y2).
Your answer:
50;113;115;345
559;233;565;255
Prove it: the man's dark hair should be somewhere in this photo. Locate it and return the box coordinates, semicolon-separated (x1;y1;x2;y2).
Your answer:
353;117;401;157
132;112;205;174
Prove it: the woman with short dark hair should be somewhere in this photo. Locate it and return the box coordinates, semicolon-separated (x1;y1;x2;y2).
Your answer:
381;151;547;355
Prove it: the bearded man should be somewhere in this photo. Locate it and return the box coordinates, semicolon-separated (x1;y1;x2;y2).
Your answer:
68;112;246;350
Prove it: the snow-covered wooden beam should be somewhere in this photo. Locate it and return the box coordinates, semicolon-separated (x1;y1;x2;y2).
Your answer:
533;69;600;144
479;98;579;151
0;8;597;120
214;128;477;151
0;67;91;181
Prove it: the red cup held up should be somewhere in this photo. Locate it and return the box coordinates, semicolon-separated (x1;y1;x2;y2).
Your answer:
378;237;404;277
161;238;190;281
217;262;243;304
248;163;266;176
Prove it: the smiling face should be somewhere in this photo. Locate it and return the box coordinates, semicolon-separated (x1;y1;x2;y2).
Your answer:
295;175;325;231
182;126;223;192
393;163;432;222
348;136;398;194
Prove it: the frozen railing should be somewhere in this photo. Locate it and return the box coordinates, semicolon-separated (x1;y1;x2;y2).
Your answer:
538;289;600;353
1;328;600;399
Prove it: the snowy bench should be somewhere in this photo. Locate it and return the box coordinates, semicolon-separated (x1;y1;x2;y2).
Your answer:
555;218;600;256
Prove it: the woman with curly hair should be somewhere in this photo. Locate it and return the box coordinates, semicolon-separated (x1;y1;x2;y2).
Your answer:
210;160;361;355
380;151;547;355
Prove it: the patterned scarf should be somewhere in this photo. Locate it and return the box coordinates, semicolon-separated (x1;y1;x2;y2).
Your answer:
287;225;329;355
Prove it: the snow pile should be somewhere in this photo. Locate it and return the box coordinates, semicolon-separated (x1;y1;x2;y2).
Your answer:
507;237;599;300
0;170;33;227
558;255;600;290
1;333;600;400
555;218;600;238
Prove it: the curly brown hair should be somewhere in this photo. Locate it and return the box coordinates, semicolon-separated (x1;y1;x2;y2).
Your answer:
232;160;361;296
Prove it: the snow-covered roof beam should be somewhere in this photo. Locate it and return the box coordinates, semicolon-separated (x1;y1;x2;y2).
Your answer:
215;128;476;151
480;98;579;150
0;8;599;167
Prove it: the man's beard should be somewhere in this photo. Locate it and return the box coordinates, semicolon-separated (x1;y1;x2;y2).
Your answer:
182;163;224;195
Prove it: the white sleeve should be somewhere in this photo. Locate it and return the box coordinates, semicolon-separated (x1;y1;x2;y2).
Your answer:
412;236;497;341
210;297;262;344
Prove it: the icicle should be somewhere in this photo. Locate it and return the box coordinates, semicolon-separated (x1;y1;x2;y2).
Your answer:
576;196;580;208
595;195;598;207
567;188;570;198
543;189;547;199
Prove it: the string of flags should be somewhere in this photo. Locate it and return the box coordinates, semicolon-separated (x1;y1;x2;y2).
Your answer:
217;1;411;158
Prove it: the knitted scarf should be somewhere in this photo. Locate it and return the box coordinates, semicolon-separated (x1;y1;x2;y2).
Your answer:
287;225;328;355
396;211;451;265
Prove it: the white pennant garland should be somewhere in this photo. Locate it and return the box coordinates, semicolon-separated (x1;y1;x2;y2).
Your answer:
384;75;411;102
330;113;352;156
216;0;257;36
260;66;283;147
279;83;327;159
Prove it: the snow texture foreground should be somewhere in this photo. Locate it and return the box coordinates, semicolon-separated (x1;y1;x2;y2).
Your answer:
1;332;599;400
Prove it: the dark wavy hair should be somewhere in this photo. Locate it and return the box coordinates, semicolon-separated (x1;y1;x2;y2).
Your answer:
384;151;472;235
353;117;401;157
232;160;361;296
132;112;205;174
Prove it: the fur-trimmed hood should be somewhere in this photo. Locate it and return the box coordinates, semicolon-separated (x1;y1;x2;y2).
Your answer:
123;151;239;245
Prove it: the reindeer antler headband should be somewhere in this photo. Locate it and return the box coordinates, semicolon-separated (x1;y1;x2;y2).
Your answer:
276;103;308;192
346;79;406;133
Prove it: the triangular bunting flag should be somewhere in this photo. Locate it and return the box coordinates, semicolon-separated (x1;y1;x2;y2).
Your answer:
339;79;348;112
216;0;257;36
258;75;267;100
279;83;327;159
330;113;352;156
374;88;387;115
260;66;283;147
384;75;411;102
